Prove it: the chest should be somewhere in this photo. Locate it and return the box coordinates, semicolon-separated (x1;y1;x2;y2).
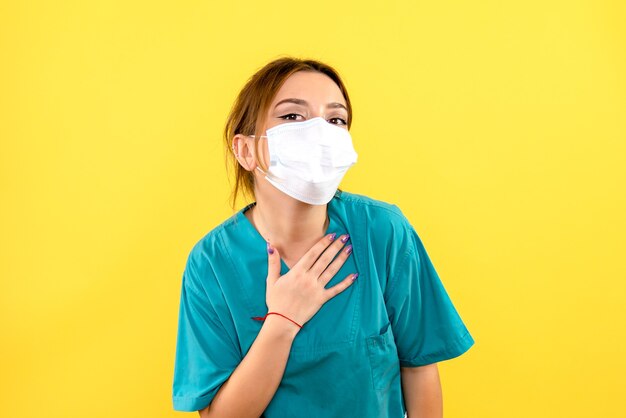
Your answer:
214;225;393;359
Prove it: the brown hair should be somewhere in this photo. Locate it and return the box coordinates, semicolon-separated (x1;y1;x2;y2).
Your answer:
223;56;353;211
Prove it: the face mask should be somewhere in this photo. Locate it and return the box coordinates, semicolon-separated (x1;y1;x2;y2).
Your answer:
252;117;358;205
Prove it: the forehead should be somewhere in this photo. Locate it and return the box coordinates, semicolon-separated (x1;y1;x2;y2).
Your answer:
271;71;346;106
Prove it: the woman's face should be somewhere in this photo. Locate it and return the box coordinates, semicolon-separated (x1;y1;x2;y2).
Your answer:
235;70;349;172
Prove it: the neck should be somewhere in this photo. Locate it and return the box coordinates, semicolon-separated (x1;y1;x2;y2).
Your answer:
248;190;329;252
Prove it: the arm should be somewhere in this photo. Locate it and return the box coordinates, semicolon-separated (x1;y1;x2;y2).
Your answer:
199;315;299;418
400;363;443;418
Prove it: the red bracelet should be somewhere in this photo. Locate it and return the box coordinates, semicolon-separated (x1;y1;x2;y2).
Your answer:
251;312;302;328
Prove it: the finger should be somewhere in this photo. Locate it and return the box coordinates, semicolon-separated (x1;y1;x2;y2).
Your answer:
291;232;336;272
322;273;358;302
308;234;350;279
318;243;353;287
266;240;281;285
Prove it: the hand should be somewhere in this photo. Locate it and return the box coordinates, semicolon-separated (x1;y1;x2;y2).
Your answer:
264;233;357;329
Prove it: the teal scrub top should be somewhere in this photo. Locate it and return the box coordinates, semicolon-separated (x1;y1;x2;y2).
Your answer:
172;190;474;416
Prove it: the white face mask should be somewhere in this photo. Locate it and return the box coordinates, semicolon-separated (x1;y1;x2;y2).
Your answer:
251;117;358;205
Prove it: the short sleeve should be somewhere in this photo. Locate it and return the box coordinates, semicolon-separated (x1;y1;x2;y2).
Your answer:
384;216;475;367
172;251;242;411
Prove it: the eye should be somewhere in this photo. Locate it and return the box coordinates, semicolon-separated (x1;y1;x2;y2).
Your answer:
278;113;304;121
328;117;347;126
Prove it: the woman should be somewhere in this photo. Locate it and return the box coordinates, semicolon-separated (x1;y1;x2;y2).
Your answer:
172;57;474;418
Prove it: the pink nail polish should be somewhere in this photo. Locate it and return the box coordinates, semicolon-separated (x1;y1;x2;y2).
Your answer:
352;273;359;281
267;240;274;254
345;244;353;255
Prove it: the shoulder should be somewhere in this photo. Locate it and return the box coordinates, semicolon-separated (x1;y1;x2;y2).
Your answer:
182;215;237;292
186;209;244;261
337;190;412;230
337;190;421;255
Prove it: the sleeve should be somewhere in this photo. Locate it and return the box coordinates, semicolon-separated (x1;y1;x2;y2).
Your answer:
384;216;475;367
172;250;242;412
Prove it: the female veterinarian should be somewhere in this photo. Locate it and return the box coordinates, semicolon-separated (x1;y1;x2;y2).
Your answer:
172;57;475;417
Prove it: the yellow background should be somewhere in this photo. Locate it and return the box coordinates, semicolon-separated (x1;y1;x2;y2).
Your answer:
1;1;625;417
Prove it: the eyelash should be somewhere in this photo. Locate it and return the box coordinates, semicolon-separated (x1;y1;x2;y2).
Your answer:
278;113;347;126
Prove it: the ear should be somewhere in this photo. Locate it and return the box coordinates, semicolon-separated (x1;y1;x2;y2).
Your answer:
232;134;258;172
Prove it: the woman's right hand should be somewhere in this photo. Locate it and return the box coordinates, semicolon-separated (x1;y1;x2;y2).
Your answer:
264;233;357;330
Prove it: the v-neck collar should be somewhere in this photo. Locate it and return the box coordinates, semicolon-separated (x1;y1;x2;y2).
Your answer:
235;192;341;273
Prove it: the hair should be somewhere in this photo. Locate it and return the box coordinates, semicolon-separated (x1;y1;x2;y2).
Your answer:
223;56;353;211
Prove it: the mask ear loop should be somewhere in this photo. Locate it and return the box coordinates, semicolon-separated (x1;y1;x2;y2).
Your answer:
248;134;267;170
247;134;287;184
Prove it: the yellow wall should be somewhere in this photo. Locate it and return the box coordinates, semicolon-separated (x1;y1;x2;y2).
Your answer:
1;1;625;417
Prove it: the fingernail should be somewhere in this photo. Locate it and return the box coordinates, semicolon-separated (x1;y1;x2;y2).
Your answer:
266;240;274;254
328;232;337;241
352;273;359;281
341;234;350;243
345;244;353;255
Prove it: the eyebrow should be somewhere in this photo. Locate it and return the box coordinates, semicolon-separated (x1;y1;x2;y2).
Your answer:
274;98;348;112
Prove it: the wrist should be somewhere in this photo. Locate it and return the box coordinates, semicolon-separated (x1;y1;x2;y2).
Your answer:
262;314;301;340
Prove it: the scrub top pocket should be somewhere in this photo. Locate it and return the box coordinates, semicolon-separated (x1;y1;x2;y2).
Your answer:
366;321;401;392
